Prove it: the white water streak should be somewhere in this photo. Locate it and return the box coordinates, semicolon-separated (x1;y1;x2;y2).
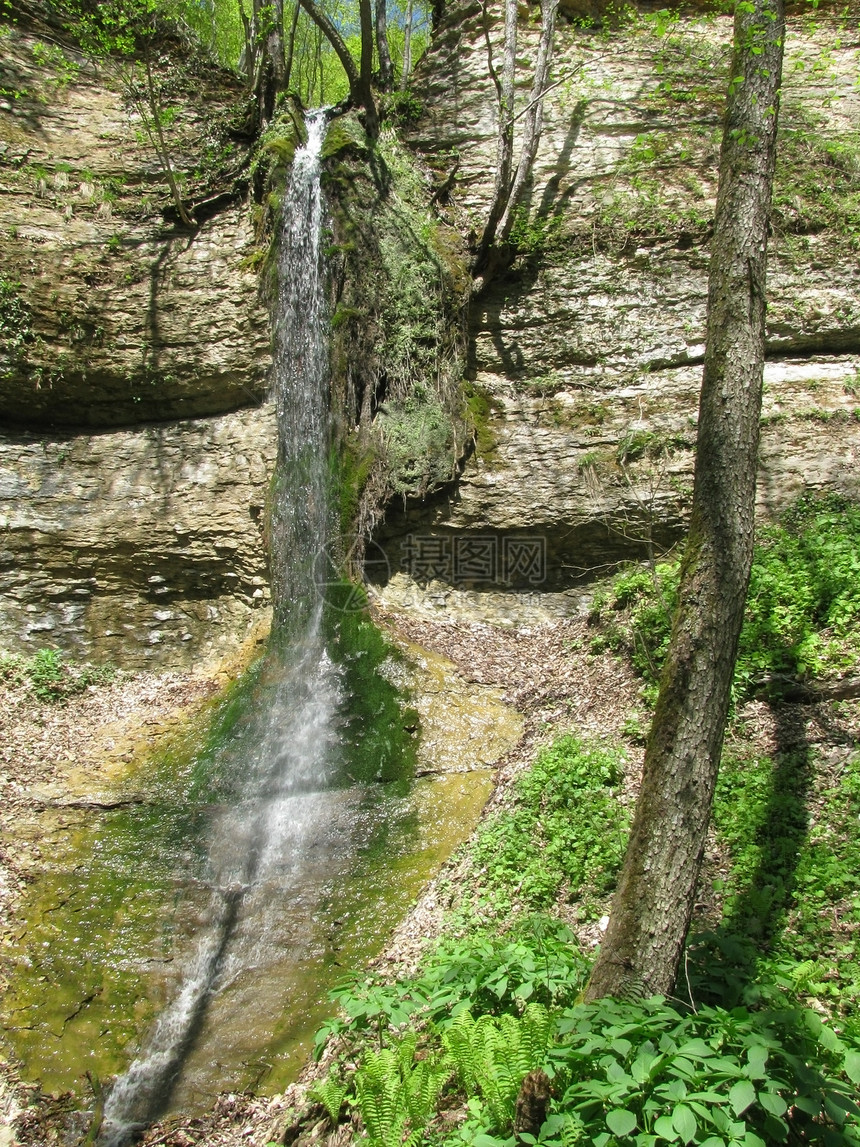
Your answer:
101;111;336;1146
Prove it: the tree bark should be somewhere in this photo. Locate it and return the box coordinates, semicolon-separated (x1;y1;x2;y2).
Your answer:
400;0;414;89
473;0;517;272
585;0;785;1002
375;0;394;89
498;0;559;243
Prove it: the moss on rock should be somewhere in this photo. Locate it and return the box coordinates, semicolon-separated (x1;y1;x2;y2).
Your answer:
322;114;471;522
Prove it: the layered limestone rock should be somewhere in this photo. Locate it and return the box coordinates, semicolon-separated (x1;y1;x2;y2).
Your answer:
1;20;277;665
0;23;271;428
371;4;860;601
0;405;276;668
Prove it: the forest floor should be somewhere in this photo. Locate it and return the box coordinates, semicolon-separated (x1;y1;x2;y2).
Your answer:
1;606;858;1146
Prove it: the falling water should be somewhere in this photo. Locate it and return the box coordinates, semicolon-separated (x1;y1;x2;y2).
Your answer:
100;110;341;1146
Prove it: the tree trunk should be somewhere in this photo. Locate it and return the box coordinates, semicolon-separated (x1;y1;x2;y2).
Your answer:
267;0;287;90
376;0;394;89
238;3;255;86
498;0;559;243
474;0;518;273
284;0;300;92
584;0;785;1002
400;0;414;89
298;0;378;135
358;0;379;134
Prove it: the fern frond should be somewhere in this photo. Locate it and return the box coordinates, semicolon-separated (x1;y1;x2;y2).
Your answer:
308;1074;348;1124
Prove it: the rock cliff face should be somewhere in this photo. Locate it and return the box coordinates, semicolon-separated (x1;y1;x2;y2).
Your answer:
0;406;275;667
373;2;860;601
1;19;275;666
3;4;860;664
0;24;271;427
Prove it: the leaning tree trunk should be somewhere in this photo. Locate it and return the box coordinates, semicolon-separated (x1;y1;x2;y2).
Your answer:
284;0;300;92
298;0;378;135
585;0;785;1002
400;0;414;89
473;0;517;272
497;0;559;243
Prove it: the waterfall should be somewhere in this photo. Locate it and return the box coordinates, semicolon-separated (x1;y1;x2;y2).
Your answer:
100;110;338;1146
269;108;333;632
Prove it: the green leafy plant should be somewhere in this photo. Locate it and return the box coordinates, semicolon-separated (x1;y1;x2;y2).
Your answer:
0;648;117;702
378;393;454;500
508;206;564;259
690;744;860;1014
589;493;860;700
461;736;629;922
314;918;589;1055
0;278;37;375
418;919;591;1021
547;996;860;1147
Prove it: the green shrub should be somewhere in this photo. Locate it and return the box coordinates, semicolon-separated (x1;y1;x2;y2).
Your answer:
590;493;860;700
464;736;629;922
690;746;860;1014
314;918;590;1055
378;393;454;499
0;648;117;702
536;996;860;1147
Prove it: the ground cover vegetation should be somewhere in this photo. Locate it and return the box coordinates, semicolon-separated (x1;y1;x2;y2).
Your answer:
0;648;118;702
295;494;860;1146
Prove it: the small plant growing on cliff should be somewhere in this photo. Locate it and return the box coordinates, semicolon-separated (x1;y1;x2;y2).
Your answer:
378;392;455;499
0;278;35;375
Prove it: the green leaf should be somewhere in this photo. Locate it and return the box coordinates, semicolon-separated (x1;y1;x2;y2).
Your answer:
672;1105;697;1144
678;1039;712;1059
631;1053;660;1085
745;1046;768;1080
792;1095;820;1116
607;1109;638;1137
653;1115;678;1140
825;1092;858;1122
728;1079;756;1116
698;1139;727;1147
845;1050;860;1085
758;1091;787;1118
817;1025;842;1052
607;1060;632;1085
